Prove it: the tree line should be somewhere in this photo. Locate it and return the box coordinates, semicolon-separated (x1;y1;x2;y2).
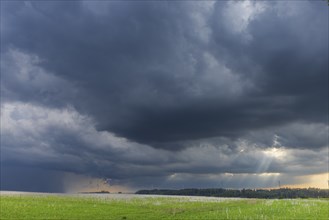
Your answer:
136;188;329;199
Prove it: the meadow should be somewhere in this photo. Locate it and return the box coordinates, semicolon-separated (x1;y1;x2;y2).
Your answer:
0;193;328;219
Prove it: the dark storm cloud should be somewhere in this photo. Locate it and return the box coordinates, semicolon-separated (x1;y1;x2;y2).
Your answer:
2;1;327;148
1;166;65;192
1;102;327;191
0;49;77;108
1;1;328;192
210;1;328;122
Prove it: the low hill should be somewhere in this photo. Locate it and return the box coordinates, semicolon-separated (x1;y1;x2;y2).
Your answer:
136;188;329;199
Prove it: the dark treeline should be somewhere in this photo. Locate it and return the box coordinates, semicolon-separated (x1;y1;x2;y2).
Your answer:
136;188;329;199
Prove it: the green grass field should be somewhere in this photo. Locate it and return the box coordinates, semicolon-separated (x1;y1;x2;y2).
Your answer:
0;194;328;219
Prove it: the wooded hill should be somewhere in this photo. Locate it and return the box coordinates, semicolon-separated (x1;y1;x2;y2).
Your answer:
136;188;329;199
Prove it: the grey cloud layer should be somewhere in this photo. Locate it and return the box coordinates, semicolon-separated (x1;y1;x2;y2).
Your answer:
2;103;327;191
2;1;327;147
1;1;328;191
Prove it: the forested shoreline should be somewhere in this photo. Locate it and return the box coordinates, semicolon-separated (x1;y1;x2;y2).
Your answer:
136;188;329;199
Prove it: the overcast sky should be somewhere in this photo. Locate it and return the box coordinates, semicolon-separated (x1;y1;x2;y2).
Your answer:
1;0;328;192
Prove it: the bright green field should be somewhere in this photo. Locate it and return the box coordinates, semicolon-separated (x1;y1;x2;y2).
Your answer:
0;194;328;219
